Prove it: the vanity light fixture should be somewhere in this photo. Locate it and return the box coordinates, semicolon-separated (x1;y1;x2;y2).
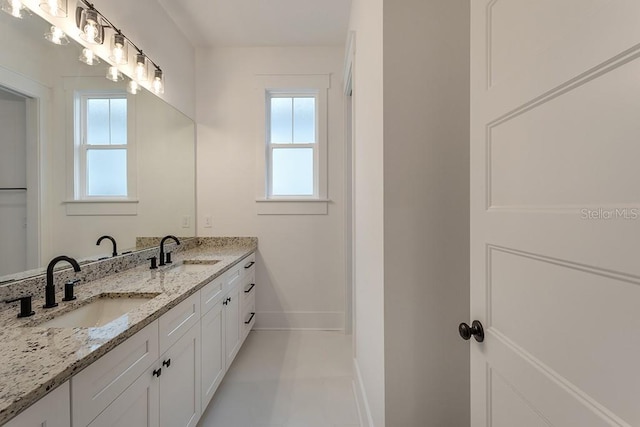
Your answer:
44;25;69;45
134;53;148;81
79;47;100;65
76;6;103;45
106;66;123;82
109;32;128;65
152;69;164;94
127;80;140;95
1;0;25;18
40;0;66;17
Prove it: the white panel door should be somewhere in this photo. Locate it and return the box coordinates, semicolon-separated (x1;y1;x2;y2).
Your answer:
470;1;640;426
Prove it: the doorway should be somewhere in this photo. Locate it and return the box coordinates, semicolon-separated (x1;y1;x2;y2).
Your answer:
0;86;28;276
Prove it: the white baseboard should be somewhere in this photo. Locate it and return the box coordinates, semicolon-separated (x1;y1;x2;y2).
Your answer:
253;311;344;330
353;358;374;427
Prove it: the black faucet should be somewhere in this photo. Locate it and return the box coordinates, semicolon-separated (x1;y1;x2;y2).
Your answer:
96;235;118;257
159;235;180;266
44;256;81;308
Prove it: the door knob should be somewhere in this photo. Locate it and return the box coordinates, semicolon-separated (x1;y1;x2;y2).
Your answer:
458;320;484;342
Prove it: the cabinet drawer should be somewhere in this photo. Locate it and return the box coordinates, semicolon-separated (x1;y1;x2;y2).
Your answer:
225;263;242;290
72;320;159;427
242;253;255;278
241;271;255;305
201;275;225;315
6;381;70;427
159;292;200;355
242;293;256;338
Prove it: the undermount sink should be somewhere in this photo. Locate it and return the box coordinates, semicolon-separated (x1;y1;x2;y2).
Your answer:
168;259;220;273
36;294;157;328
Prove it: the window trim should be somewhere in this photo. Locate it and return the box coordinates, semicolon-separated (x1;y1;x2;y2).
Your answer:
266;91;319;199
77;93;130;199
255;74;330;215
63;77;138;216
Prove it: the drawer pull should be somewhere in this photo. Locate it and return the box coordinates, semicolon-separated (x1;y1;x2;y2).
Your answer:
244;283;255;293
162;359;171;368
153;368;162;378
244;312;255;324
244;261;255;269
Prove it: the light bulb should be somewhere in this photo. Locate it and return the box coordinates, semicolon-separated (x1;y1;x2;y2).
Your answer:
84;22;97;41
106;66;123;82
79;9;101;44
127;80;139;95
135;54;148;81
152;69;164;94
79;48;99;66
113;46;123;62
2;0;23;18
45;26;69;45
109;33;128;65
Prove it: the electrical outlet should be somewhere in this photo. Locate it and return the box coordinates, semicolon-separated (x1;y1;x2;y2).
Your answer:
204;215;212;228
181;215;191;228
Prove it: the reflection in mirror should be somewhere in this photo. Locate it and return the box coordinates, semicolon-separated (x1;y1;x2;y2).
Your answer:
0;7;195;280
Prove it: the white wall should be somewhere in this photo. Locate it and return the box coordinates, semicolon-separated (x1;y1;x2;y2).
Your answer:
383;0;470;425
349;0;470;425
347;0;386;425
196;46;347;330
48;84;196;260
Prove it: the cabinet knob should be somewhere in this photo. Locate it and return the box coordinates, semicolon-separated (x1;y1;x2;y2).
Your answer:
458;320;484;343
152;368;162;377
162;359;171;368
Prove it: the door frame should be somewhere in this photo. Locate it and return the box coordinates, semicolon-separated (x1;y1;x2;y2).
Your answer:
0;65;52;270
343;32;356;337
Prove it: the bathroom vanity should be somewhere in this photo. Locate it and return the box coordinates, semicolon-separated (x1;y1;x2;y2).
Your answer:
0;237;257;426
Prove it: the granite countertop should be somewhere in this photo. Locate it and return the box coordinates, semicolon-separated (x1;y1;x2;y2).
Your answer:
0;239;257;425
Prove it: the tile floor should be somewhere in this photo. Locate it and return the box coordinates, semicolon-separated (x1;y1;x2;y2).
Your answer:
197;330;360;427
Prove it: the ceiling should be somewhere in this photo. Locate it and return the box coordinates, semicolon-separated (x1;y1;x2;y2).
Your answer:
156;0;352;48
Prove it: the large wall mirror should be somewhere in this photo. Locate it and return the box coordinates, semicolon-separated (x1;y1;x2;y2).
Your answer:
0;6;195;280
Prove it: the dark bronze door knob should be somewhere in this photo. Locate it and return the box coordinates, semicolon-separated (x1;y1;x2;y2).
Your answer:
458;320;484;342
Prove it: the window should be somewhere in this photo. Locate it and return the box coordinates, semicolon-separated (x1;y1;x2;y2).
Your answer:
256;74;329;215
77;94;128;198
267;93;317;197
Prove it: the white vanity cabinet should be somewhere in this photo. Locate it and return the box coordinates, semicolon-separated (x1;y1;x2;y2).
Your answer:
10;252;257;427
5;382;70;427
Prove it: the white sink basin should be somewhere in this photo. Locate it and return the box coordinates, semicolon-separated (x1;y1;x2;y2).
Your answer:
168;260;219;273
37;295;155;328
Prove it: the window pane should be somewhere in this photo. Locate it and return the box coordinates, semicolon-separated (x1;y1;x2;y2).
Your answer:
293;97;315;143
86;149;127;196
86;99;110;145
110;98;127;145
271;148;313;196
270;97;292;143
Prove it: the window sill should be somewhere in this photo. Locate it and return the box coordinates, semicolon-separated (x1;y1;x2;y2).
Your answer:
64;199;139;216
255;198;330;215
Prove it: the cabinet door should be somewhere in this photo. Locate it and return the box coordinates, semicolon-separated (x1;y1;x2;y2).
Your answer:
72;320;159;427
5;382;70;427
201;299;224;410
224;284;241;368
88;366;159;427
160;322;201;427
